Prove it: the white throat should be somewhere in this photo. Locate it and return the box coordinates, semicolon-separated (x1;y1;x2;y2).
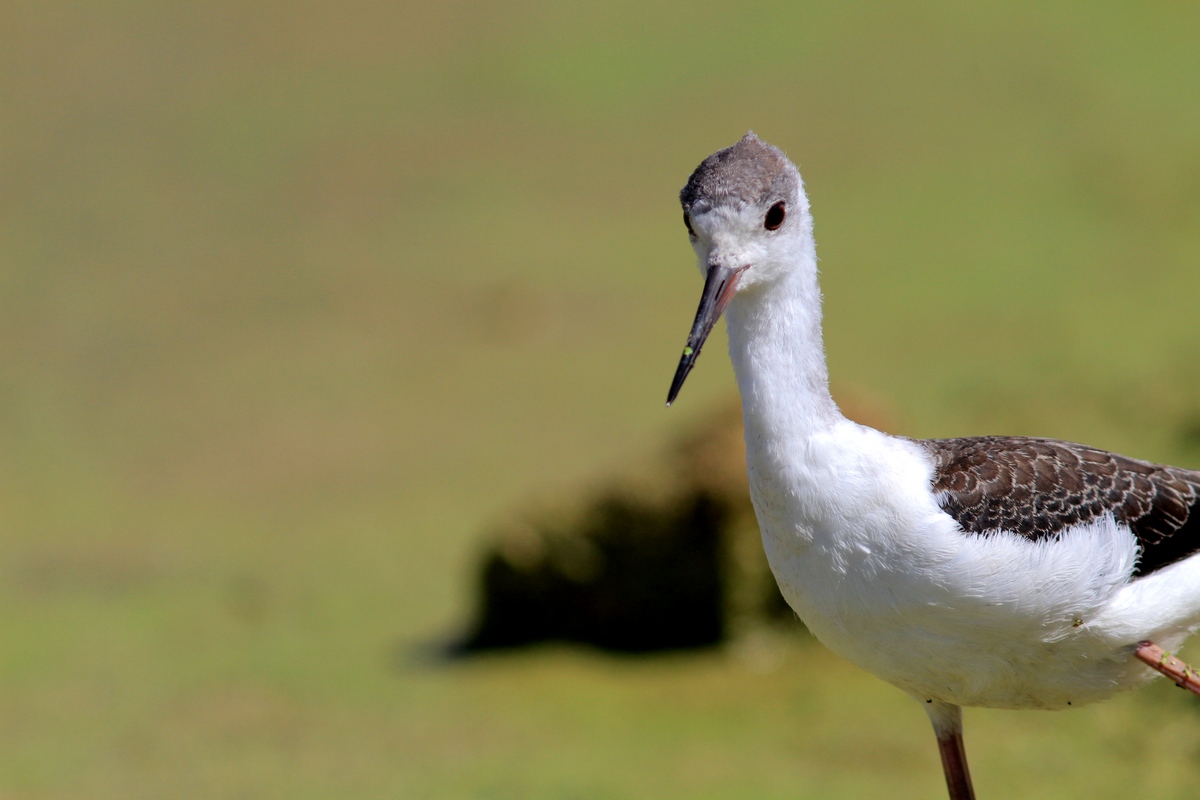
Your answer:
723;242;842;445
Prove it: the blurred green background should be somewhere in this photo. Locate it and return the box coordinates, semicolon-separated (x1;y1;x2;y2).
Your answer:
2;1;1200;797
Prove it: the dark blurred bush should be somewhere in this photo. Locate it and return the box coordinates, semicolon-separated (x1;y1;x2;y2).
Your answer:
454;391;894;654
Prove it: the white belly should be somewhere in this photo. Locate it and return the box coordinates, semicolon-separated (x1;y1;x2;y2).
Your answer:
746;425;1191;710
760;514;1161;709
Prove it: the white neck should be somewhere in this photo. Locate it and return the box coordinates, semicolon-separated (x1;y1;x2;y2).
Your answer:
724;246;842;446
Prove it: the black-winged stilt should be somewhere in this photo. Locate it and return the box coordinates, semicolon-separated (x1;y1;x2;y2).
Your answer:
667;132;1200;800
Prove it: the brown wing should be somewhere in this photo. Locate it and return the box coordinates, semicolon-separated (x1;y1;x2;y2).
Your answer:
917;436;1200;578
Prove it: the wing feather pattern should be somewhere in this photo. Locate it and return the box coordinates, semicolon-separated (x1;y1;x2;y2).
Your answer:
917;436;1200;578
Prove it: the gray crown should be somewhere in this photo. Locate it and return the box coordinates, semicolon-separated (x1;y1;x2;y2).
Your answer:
680;132;800;213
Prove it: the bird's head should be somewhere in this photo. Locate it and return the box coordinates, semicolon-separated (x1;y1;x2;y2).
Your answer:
667;132;813;405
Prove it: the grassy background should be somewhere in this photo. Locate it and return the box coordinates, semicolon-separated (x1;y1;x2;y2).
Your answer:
2;1;1200;797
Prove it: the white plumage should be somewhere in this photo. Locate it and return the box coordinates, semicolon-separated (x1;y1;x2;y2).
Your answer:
667;132;1200;799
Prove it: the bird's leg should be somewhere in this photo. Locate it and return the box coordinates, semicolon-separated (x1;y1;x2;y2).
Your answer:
1134;641;1200;697
924;701;976;800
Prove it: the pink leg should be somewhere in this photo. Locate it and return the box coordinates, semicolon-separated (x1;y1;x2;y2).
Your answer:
1134;641;1200;697
924;701;976;800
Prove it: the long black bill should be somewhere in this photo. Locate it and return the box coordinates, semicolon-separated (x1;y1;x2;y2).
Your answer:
666;264;744;406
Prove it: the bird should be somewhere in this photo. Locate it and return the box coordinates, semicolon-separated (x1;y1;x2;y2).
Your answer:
665;132;1200;800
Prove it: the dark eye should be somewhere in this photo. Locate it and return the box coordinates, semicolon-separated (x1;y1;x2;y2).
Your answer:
764;201;786;231
683;211;695;237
